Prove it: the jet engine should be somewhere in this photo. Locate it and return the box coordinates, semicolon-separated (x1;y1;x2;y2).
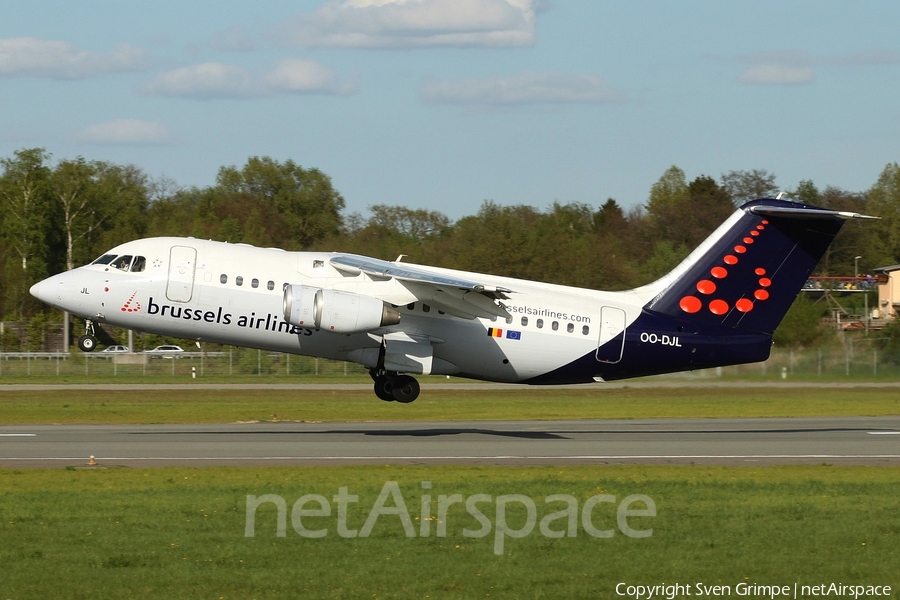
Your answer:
283;285;401;333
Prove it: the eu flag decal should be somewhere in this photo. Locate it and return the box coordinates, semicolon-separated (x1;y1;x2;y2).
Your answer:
506;330;522;340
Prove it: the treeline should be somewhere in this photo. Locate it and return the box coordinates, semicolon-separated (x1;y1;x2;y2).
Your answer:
3;147;900;321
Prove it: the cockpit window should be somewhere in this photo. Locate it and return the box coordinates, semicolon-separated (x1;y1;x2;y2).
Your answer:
92;254;117;265
112;255;133;271
130;256;146;273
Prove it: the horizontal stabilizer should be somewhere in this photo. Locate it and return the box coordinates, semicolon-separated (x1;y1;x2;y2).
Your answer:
748;205;878;221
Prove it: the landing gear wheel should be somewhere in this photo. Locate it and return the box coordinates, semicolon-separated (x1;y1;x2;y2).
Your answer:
391;375;420;403
77;335;97;352
373;376;395;402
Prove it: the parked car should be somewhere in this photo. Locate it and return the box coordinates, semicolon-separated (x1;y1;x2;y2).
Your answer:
146;345;184;358
100;345;129;353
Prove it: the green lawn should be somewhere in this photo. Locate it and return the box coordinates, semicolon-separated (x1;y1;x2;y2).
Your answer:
1;386;899;424
1;465;897;599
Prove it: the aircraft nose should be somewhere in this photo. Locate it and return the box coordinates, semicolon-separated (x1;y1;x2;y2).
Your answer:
30;272;73;305
29;279;50;302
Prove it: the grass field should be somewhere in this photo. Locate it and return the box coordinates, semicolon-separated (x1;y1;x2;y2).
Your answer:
3;382;898;598
1;465;898;599
1;386;899;424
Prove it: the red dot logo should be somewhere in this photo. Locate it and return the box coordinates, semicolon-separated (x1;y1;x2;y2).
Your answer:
734;245;747;254
711;266;728;279
755;267;766;276
709;299;729;315
743;237;754;244
750;230;760;237
756;225;765;230
759;278;772;287
680;296;702;313
761;220;769;225
755;289;770;300
697;280;716;294
723;255;738;265
735;298;754;312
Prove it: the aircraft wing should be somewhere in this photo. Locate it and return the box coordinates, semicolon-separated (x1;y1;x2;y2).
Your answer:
330;254;513;320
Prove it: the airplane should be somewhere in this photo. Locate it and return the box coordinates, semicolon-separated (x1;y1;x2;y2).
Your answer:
29;198;875;403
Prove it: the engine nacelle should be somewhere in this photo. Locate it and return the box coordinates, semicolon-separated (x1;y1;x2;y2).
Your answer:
283;285;401;334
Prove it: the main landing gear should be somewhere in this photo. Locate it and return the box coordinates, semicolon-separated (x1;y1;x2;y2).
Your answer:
370;369;421;403
77;320;98;353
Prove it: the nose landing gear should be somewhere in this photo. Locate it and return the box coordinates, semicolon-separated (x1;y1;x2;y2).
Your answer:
369;369;421;403
77;320;98;352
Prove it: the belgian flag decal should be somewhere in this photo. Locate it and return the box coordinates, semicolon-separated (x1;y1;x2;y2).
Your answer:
487;328;521;340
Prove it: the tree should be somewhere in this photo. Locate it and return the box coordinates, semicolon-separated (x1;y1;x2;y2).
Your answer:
644;166;690;252
645;169;733;255
0;148;53;272
215;157;345;249
0;148;54;317
336;205;451;263
772;295;833;349
646;166;689;213
815;186;869;276
866;163;900;266
52;157;101;271
720;169;779;206
793;179;821;205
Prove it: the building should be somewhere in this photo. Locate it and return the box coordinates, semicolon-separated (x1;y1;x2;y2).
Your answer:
874;265;900;319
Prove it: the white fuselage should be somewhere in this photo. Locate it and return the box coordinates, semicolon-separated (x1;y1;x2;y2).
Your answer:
34;237;650;383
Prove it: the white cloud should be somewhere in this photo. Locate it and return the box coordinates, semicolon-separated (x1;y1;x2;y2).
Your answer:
739;65;816;85
272;0;537;48
77;119;171;145
210;26;257;52
736;49;900;85
419;72;625;106
265;57;358;95
139;59;357;99
139;62;261;98
0;37;149;79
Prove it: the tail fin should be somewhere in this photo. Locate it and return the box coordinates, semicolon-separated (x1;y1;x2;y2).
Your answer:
640;199;876;335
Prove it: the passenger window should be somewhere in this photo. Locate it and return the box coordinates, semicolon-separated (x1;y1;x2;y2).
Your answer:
92;254;116;265
130;256;146;272
521;317;528;326
407;303;415;310
267;281;275;291
506;316;513;324
220;274;228;284
113;255;132;271
236;276;243;286
252;278;259;289
536;319;543;329
552;321;559;331
582;325;590;335
567;323;574;333
423;304;431;313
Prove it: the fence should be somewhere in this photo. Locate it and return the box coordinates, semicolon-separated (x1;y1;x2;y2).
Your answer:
0;349;369;378
1;345;899;380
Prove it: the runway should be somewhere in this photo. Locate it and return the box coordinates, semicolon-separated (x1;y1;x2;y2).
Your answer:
2;416;899;467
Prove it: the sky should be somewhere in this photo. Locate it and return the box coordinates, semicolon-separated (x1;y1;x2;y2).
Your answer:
2;1;899;220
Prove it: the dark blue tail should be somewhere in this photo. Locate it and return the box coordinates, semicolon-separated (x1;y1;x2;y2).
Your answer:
643;198;865;335
524;199;875;384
